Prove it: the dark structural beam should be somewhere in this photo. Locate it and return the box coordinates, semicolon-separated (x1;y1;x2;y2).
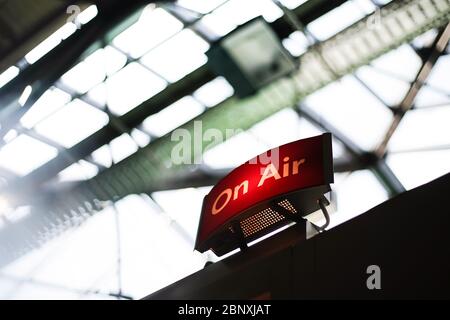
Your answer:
376;23;450;157
296;103;405;196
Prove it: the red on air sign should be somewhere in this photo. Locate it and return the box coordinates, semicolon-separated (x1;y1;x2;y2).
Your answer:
195;133;333;256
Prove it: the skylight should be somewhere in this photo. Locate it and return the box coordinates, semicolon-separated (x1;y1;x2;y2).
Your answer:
103;62;167;116
24;23;77;64
113;7;183;59
152;187;204;241
58;160;99;182
307;0;372;40
91;145;113;168
142;96;205;137
0;135;58;176
193;77;234;107
388;107;450;152
110;133;139;163
282;31;309;57
20;87;72;129
355;66;411;106
200;0;283;37
60;46;127;94
387;150;450;190
140;29;210;82
203;131;267;169
0;66;19;88
304;75;393;151
176;0;227;14
34;99;109;148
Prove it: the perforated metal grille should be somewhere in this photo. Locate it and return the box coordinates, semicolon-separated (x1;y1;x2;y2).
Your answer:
277;199;298;214
239;199;296;238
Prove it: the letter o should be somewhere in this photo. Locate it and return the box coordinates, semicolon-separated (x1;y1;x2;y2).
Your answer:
212;188;232;215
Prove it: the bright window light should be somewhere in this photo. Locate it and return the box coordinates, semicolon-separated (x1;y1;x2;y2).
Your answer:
307;1;367;41
249;108;319;149
130;128;151;147
140;29;209;83
61;46;126;94
282;31;309;57
104;62;166;116
3;129;18;143
21;207;118;291
58;160;99;182
387;150;450;190
20;87;71;128
91;145;112;168
371;45;422;82
0;134;58;176
0;66;19;88
110;133;138;163
321;170;388;228
412;29;438;49
152;187;205;241
414;87;450;108
142;96;204;137
201;0;283;37
177;0;227;14
356;65;410;106
25;23;77;64
426;55;450;93
87;82;107;107
34;99;109;148
203;131;267;169
193;77;234;107
113;7;183;58
304;75;393;151
279;0;309;10
388;107;450;152
113;194;205;296
18;85;32;106
76;5;98;25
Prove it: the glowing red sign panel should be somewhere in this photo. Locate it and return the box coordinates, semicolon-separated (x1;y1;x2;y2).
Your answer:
195;133;333;255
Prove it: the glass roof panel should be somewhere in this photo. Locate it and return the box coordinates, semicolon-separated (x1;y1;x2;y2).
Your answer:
142;96;205;137
176;0;227;14
113;7;183;59
355;65;410;106
304;75;393;150
0;134;58;176
193;77;234;108
151;187;204;241
426;55;450;93
0;66;19;88
370;44;422;82
413;87;450;108
91;145;113;168
203;131;267;169
140;29;209;82
279;0;309;10
58;160;99;182
34;99;109;148
307;0;372;41
104;62;167;116
110;133;139;163
306;170;388;228
282;31;309;57
388;107;450;152
20;87;72;129
200;0;283;37
387;150;450;190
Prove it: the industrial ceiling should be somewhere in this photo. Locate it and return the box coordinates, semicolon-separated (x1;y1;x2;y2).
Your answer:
0;0;449;298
